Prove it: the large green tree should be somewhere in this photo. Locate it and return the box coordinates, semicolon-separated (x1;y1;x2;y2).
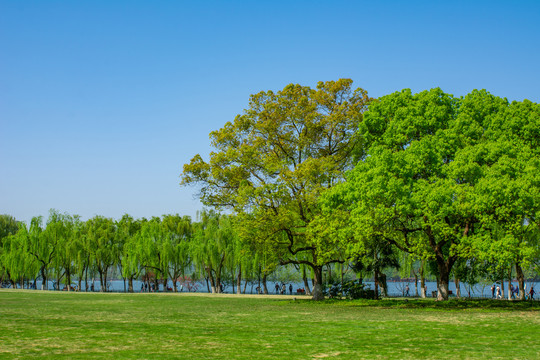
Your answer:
182;79;371;300
320;88;537;300
466;96;540;299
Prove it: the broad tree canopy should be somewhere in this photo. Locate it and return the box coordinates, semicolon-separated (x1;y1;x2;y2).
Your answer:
182;79;371;299
320;88;540;300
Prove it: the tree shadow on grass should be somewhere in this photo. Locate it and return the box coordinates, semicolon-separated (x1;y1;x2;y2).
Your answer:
291;298;540;311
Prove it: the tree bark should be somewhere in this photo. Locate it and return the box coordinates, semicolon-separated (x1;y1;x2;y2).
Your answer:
128;277;134;293
208;271;217;293
262;274;268;294
311;266;324;301
66;269;71;291
379;272;388;297
302;267;312;296
436;260;451;301
40;266;47;290
420;261;426;298
454;276;461;298
516;262;525;300
237;265;242;295
508;267;512;300
374;269;380;300
99;271;104;292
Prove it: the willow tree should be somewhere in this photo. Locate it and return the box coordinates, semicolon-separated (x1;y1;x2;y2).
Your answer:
117;214;142;292
161;214;193;292
86;216;117;292
182;79;371;300
25;216;55;290
192;210;236;294
0;215;20;284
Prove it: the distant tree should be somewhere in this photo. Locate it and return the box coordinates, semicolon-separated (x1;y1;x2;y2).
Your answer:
192;210;236;293
86;216;117;292
25;216;55;290
0;214;20;284
117;214;142;292
161;214;192;292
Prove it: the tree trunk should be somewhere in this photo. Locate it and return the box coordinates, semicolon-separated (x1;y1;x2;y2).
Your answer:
436;261;451;301
237;266;242;295
414;272;419;297
420;261;426;298
374;270;380;300
99;271;104;292
379;272;388;297
311;266;324;301
208;272;217;294
341;263;344;297
508;267;512;300
128;277;134;293
516;262;525;300
85;266;88;292
66;270;71;291
302;267;312;296
41;266;47;290
262;274;268;294
454;276;461;298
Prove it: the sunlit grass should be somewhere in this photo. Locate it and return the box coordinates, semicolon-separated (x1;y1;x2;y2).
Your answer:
0;290;538;359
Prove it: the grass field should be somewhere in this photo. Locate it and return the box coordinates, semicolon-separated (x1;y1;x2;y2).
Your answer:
1;290;539;359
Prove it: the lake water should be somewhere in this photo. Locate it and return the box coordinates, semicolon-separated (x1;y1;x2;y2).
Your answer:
22;279;539;299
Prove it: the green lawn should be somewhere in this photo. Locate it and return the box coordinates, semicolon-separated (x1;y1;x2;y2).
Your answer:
0;290;539;359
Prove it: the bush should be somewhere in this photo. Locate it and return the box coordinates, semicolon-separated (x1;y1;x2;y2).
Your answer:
322;280;376;300
342;280;375;300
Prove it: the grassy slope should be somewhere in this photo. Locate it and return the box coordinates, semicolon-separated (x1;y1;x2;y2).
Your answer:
0;290;539;359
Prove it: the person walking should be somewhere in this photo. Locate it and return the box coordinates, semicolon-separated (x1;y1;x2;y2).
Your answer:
491;284;495;298
496;285;501;299
275;283;279;294
405;284;410;297
529;286;535;300
289;284;293;295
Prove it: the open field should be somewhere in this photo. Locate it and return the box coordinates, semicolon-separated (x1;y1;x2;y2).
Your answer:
1;290;539;359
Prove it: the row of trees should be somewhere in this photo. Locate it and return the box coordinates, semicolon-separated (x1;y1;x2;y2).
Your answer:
2;80;539;301
181;79;540;300
0;210;278;294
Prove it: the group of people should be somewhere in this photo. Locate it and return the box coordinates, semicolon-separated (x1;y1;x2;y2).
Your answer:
274;283;293;295
491;283;536;300
141;282;156;292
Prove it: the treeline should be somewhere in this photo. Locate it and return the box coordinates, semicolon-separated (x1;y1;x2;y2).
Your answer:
0;210;277;294
2;80;539;301
181;79;540;301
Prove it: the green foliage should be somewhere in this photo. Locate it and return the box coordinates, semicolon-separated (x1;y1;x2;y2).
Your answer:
320;88;540;300
182;79;372;300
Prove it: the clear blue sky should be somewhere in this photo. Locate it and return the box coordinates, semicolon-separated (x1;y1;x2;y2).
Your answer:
1;1;539;225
